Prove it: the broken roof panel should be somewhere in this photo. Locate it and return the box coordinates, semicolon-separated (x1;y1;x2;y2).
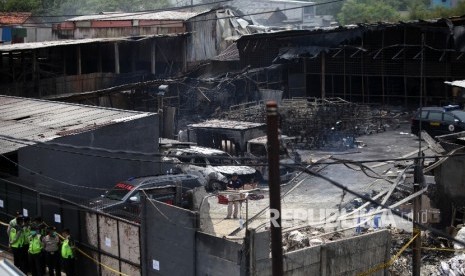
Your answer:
0;95;154;154
0;33;185;52
188;119;265;130
67;10;206;22
0;12;31;25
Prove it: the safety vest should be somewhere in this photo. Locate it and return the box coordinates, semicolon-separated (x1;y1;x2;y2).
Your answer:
9;228;22;248
22;227;31;245
61;239;74;259
28;235;42;254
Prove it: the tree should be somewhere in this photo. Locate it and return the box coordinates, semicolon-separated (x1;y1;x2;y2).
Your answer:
1;0;41;12
337;0;400;25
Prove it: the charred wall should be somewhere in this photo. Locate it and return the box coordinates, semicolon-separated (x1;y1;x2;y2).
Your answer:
237;18;465;106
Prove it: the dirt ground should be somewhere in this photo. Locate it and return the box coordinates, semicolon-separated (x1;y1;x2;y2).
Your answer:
205;119;461;275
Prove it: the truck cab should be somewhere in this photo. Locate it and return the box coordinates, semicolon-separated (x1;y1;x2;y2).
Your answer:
246;135;299;184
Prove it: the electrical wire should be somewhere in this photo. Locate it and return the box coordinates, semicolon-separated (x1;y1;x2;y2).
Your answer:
286;163;465;247
0;0;346;27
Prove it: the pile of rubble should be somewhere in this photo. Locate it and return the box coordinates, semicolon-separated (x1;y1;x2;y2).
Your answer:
220;98;411;150
282;226;344;252
388;228;461;275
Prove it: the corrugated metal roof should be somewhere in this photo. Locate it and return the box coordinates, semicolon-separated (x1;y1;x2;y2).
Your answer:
188;119;265;130
0;95;154;154
0;33;185;52
67;10;206;22
0;12;31;25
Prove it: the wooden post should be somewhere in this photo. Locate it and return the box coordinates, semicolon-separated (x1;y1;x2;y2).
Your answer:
98;45;102;73
321;51;326;99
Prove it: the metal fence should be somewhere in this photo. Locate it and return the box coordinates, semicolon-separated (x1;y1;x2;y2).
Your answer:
0;176;141;275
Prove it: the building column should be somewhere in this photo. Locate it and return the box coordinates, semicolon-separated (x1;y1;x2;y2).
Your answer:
151;40;156;75
114;43;120;74
77;45;81;75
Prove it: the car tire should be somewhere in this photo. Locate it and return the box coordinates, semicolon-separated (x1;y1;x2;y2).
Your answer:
208;180;225;192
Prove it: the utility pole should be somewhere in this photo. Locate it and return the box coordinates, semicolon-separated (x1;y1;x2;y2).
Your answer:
266;101;283;276
412;158;423;276
412;31;425;276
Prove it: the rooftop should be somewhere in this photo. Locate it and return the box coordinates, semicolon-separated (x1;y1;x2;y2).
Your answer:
0;12;31;25
67;10;206;22
0;33;185;52
0;95;154;154
188;119;265;130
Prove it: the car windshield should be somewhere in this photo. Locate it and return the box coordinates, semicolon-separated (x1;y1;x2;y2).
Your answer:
451;110;465;122
105;182;135;200
207;153;238;165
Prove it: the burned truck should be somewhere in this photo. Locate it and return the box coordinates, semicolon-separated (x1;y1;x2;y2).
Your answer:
183;119;298;184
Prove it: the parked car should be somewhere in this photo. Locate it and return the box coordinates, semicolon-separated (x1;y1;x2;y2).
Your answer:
411;105;465;137
163;146;262;191
84;174;203;216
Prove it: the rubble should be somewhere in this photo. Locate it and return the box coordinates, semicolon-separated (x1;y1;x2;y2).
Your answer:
282;226;345;252
219;98;411;150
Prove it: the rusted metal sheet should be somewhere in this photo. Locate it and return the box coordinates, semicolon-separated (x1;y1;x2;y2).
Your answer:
98;216;119;256
139;20;184;28
100;255;119;276
121;262;141;276
0;12;31;25
92;21;132;28
85;212;99;248
118;221;140;265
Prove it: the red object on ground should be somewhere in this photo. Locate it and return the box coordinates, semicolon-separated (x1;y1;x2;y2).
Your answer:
217;195;228;205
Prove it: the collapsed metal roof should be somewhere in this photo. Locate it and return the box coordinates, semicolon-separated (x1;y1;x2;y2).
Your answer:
0;33;186;52
188;119;265;130
0;95;154;154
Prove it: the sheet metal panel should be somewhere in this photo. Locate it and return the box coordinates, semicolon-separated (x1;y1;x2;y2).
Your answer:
118;221;140;265
98;215;119;256
0;95;153;154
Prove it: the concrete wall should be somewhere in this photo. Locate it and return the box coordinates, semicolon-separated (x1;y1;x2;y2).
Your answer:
251;229;391;276
196;232;244;276
141;197;198;276
18;114;160;202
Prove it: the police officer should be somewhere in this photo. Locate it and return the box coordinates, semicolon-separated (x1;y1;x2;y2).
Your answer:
8;216;23;270
42;227;61;276
20;216;31;274
61;229;75;276
28;227;44;276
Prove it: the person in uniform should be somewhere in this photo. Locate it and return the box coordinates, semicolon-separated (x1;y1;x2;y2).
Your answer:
61;229;75;276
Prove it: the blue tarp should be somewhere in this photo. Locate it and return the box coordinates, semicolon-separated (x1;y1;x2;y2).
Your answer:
1;28;11;42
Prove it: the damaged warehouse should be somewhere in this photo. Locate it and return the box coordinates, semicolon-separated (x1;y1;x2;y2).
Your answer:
4;3;465;275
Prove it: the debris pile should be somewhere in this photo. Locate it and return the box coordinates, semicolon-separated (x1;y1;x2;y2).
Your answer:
389;228;458;275
220;98;409;150
282;226;344;252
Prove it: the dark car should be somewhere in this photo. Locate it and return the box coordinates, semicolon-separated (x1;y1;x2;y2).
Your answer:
84;174;203;218
411;105;465;137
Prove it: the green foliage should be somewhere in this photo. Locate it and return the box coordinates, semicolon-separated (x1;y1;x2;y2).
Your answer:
313;0;344;16
0;0;41;12
337;0;400;25
38;0;171;15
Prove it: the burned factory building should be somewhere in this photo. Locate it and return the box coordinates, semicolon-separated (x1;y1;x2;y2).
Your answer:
236;16;465;107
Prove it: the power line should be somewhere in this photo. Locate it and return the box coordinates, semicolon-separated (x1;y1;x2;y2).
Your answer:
288;163;465;247
0;0;345;27
1;0;233;18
